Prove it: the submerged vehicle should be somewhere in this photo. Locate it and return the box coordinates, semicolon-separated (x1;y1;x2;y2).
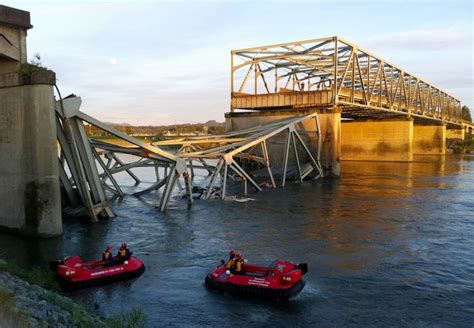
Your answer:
49;255;145;288
205;256;308;300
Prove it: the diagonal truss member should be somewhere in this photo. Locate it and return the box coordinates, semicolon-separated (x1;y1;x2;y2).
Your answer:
55;94;192;221
154;113;324;200
55;93;323;221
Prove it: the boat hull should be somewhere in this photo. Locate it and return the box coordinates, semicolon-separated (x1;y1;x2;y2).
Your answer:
205;273;305;300
58;264;145;289
50;256;145;290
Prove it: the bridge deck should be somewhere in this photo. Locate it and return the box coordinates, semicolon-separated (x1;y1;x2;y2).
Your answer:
231;37;464;127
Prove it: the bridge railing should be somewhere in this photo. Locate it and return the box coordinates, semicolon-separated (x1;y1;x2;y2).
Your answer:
231;37;462;124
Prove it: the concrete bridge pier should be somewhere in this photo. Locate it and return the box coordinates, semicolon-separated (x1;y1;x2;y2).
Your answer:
0;77;62;237
446;127;465;141
341;119;414;162
413;124;446;155
225;108;341;177
0;5;62;237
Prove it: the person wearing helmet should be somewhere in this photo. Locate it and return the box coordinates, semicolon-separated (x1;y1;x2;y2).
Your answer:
102;245;114;266
225;250;236;270
234;253;245;274
117;242;131;262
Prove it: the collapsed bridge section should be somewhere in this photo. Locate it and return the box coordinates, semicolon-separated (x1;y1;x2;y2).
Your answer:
56;95;323;221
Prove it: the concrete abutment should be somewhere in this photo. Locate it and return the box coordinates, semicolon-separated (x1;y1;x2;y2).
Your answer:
0;5;62;237
0;83;62;237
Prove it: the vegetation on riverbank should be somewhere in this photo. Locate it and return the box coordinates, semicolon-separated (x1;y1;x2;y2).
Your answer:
44;292;147;328
0;288;30;328
452;139;474;154
85;120;226;138
0;259;147;327
0;259;60;291
450;132;474;154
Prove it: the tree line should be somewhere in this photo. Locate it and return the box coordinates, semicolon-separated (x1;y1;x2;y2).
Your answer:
85;122;226;137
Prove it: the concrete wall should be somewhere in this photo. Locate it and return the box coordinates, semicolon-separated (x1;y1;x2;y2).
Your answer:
225;109;341;177
0;5;30;74
0;25;27;74
446;128;465;141
341;120;413;161
413;124;446;155
0;83;62;237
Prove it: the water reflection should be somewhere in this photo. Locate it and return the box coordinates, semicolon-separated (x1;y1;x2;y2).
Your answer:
0;155;473;326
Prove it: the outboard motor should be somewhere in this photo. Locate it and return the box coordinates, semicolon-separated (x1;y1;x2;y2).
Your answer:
48;260;63;272
295;263;308;275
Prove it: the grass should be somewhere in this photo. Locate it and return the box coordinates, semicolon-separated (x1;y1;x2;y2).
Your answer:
45;293;95;327
45;293;148;328
0;259;147;327
19;53;49;79
0;288;30;328
0;259;60;291
104;309;148;328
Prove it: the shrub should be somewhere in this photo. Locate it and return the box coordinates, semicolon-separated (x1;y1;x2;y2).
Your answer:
19;53;49;78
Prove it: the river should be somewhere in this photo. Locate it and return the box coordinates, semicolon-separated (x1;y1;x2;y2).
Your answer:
1;156;473;327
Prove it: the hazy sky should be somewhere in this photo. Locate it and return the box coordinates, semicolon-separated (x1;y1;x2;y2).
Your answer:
5;0;473;125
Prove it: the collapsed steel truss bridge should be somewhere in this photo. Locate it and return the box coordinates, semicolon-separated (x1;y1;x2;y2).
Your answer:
55;36;470;221
56;95;323;221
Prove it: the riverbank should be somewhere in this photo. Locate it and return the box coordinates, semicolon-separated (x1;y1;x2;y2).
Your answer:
0;260;146;327
0;271;103;327
451;138;474;154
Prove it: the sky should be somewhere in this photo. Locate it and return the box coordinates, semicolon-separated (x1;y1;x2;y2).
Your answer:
4;0;473;125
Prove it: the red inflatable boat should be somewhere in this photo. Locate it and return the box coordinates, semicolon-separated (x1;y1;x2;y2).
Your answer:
205;257;308;300
49;255;145;288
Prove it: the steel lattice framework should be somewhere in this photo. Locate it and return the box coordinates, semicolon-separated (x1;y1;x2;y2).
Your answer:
55;94;323;221
231;36;463;126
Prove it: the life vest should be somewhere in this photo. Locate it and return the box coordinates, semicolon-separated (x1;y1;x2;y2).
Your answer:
235;259;243;272
102;251;111;262
225;258;235;269
118;248;127;259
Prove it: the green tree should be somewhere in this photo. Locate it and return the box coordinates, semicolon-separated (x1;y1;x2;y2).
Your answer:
462;105;472;122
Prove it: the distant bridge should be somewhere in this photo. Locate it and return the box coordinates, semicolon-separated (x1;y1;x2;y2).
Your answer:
231;36;470;129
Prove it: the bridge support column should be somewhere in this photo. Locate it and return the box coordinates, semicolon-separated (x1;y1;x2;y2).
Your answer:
0;6;62;237
446;128;465;141
225;109;341;177
413;124;446;155
341;119;413;161
0;76;62;237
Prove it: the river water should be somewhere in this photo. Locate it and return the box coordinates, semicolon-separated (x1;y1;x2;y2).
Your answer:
1;156;473;327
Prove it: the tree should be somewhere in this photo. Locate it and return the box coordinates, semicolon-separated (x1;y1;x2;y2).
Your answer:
462;105;472;122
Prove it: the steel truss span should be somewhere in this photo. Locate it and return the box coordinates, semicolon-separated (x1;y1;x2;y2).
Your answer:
231;36;463;126
55;94;322;221
161;113;324;200
55;94;193;221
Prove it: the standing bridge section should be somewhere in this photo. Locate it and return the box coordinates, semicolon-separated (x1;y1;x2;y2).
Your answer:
231;36;463;126
228;37;471;166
